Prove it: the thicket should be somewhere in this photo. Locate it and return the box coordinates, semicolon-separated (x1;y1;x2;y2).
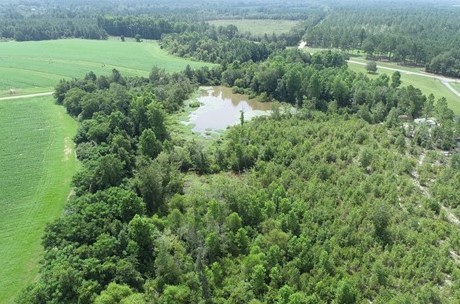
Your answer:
18;65;460;302
10;1;460;302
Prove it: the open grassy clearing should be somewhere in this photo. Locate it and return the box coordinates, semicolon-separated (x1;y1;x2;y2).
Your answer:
344;51;460;113
347;54;425;73
0;96;78;304
0;39;214;97
208;19;299;36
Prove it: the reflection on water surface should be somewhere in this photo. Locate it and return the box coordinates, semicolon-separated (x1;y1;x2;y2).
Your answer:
188;86;271;134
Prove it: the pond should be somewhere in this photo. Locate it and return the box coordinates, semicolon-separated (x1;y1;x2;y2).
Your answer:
187;86;272;134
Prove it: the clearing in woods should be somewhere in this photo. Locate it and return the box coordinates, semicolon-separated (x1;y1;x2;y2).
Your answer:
0;96;78;303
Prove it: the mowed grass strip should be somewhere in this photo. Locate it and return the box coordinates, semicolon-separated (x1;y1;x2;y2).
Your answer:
0;96;78;304
208;19;299;36
452;82;460;92
0;39;214;96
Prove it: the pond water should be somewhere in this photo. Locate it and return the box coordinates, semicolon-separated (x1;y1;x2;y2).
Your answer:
187;86;272;134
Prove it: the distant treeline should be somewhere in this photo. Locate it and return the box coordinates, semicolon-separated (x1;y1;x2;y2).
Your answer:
0;19;107;41
96;16;206;40
303;7;460;77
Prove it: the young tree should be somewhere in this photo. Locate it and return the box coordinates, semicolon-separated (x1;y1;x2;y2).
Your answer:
366;61;378;74
139;128;162;159
391;71;401;88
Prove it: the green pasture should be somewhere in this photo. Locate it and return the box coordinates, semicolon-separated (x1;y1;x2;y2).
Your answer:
0;96;78;303
0;39;214;96
347;54;424;73
208;19;299;36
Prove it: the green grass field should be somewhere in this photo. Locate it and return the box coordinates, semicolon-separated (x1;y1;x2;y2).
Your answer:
208;19;299;36
0;38;214;303
0;39;214;96
452;82;460;92
0;96;78;303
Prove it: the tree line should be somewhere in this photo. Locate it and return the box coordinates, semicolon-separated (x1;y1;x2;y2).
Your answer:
0;18;107;41
302;7;460;77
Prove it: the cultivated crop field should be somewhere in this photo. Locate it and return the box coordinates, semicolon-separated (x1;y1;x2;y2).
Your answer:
208;19;299;36
0;97;78;303
0;38;214;97
0;38;213;303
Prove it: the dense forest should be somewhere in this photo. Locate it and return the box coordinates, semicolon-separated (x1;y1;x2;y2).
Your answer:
19;44;460;302
8;0;460;303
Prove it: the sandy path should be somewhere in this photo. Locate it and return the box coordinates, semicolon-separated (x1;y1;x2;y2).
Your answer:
442;81;460;99
0;92;54;101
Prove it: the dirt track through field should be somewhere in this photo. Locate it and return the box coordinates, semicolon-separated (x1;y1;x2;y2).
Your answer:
0;92;54;101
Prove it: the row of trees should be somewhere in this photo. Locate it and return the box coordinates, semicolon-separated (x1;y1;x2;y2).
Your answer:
0;19;107;41
161;31;276;65
97;16;192;40
302;7;460;77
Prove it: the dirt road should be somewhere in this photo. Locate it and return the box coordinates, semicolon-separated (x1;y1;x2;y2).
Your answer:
0;92;54;102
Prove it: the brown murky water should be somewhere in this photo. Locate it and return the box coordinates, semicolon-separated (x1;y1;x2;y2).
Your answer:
188;86;272;133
